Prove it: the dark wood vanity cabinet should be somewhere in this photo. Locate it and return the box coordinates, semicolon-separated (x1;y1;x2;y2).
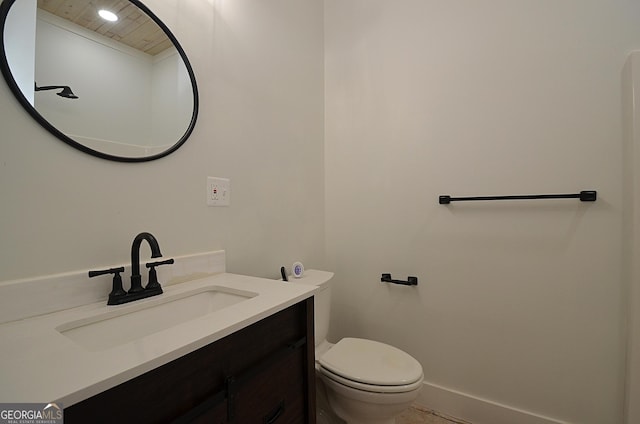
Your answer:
65;298;316;424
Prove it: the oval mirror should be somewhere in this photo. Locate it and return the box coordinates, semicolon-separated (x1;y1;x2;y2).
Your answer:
0;0;198;162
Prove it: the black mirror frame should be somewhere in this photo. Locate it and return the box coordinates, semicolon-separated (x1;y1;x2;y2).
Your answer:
0;0;199;162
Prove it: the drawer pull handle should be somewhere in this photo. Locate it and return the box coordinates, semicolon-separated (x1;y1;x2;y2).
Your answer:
263;400;285;424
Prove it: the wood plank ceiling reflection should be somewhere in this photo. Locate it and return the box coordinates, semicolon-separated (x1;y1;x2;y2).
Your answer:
37;0;173;56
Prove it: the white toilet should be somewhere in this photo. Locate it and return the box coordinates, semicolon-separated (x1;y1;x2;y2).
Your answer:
292;270;424;424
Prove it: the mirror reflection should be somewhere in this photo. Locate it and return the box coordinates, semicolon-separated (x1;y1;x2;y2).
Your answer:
1;0;198;161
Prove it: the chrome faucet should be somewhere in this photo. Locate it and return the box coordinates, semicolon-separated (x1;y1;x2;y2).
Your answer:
89;232;173;305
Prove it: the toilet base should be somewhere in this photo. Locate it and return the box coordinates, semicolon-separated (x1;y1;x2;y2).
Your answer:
320;373;421;424
324;390;402;424
316;375;346;424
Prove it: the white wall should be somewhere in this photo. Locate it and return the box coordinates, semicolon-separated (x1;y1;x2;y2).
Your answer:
0;0;325;284
151;48;192;147
622;51;640;424
324;1;640;423
4;0;36;104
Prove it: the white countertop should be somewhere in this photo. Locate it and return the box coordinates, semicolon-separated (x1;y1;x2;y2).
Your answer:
0;272;317;407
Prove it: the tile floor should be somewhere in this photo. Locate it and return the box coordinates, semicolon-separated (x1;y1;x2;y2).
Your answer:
397;405;471;424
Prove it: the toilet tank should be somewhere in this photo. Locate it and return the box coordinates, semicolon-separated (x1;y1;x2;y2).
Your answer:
288;270;334;347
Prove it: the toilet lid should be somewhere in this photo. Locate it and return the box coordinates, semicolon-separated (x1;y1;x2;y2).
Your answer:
318;338;423;386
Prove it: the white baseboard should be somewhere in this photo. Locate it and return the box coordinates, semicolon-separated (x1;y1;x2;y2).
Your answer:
415;381;568;424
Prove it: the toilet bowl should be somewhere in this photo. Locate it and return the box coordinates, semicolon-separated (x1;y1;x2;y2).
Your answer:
318;337;423;424
290;270;423;424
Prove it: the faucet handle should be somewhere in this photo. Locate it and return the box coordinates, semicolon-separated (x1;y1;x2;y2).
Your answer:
145;258;175;268
89;267;127;304
88;266;125;278
145;258;174;290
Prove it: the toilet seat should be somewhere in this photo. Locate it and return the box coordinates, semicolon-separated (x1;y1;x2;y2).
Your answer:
318;338;423;393
319;366;423;394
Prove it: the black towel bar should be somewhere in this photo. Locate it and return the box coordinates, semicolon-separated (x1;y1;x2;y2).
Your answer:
381;273;418;286
439;190;597;205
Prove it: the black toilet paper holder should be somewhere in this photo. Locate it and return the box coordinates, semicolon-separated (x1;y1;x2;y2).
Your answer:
381;273;418;286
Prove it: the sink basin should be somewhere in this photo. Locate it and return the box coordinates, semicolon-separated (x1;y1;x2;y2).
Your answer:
56;286;257;351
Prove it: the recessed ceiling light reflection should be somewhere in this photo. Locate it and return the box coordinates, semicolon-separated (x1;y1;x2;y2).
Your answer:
98;9;118;22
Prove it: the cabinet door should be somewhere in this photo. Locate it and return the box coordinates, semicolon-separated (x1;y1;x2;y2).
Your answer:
230;344;307;423
187;400;227;424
